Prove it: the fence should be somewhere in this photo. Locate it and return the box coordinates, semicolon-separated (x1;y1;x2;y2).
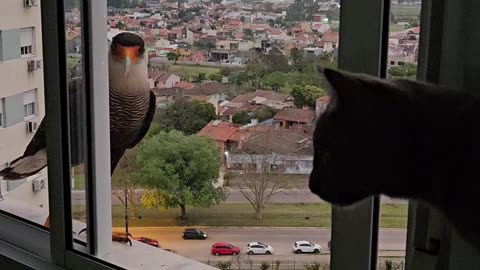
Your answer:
203;258;405;270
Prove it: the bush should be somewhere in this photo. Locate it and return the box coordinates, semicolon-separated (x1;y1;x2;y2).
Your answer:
260;262;270;270
216;261;231;270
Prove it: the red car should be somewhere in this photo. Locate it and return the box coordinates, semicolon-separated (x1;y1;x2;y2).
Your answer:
211;242;240;256
134;237;159;248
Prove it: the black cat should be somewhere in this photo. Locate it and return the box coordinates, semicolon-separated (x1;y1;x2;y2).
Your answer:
309;67;480;251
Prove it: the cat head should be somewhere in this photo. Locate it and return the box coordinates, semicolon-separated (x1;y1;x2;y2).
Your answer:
309;67;414;206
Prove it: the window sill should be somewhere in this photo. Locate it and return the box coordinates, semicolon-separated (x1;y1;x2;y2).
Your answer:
24;115;38;122
0;198;217;270
21;55;36;60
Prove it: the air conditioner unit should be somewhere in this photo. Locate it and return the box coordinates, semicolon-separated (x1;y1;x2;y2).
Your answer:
24;0;33;7
27;60;37;71
33;178;46;192
35;60;42;69
31;0;38;6
26;120;39;133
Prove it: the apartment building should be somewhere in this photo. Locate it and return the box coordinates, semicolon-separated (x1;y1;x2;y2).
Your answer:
0;0;47;205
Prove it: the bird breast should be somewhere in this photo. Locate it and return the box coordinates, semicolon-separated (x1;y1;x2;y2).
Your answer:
109;88;151;146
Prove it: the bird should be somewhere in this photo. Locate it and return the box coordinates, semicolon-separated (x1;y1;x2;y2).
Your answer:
0;32;156;245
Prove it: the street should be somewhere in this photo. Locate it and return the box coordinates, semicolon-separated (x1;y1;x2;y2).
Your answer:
121;227;407;265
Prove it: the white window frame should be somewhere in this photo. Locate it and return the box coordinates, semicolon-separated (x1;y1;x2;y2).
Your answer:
20;27;34;58
0;98;5;128
23;90;37;121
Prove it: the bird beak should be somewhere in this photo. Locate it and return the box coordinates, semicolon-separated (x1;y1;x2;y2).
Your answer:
124;56;131;77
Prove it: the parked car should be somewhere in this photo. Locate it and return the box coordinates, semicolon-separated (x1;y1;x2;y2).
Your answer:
292;241;321;254
134;237;159;248
211;242;240;256
246;242;274;255
183;228;208;240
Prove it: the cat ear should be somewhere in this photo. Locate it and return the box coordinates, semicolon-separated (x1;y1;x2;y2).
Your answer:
317;66;390;106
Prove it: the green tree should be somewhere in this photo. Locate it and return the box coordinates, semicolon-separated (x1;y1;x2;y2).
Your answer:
220;67;232;77
388;63;417;78
291;85;326;108
232;111;252;125
290;47;303;64
208;73;223;82
261;48;290;73
240;16;245;23
156;99;216;135
244;28;254;38
136;131;224;219
263;71;287;91
167;52;180;64
252;106;277;122
192;72;207;83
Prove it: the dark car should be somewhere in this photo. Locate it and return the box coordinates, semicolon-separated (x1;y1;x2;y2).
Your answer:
183;228;207;240
134;237;159;247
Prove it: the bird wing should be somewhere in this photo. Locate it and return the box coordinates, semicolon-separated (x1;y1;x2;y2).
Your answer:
0;77;84;180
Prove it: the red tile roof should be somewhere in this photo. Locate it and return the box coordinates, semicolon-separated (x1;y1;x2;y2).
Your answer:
197;120;240;142
273;108;316;123
175;81;195;89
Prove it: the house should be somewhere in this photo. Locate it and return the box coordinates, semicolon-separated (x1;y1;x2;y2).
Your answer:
197;120;240;164
188;51;207;62
322;31;340;49
185;82;227;113
66;29;81;53
226;90;293;110
148;71;180;88
151;87;181;107
175;81;195;89
273;108;316;129
226;129;314;174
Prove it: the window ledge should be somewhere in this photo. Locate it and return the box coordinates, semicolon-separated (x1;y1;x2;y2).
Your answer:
0;199;216;270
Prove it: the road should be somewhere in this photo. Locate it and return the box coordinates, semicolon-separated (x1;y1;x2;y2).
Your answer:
72;189;407;205
121;227;406;265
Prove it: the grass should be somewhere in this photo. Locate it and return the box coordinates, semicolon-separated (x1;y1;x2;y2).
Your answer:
72;203;407;228
391;5;421;24
223;173;310;189
390;23;406;33
167;64;220;78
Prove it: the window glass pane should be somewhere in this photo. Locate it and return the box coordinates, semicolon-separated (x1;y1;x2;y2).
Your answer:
0;0;48;228
376;0;422;268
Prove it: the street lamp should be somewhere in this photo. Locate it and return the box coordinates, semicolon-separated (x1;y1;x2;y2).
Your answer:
125;187;129;237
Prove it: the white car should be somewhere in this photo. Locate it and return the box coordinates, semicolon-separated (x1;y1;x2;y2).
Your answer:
246;242;274;255
292;241;321;254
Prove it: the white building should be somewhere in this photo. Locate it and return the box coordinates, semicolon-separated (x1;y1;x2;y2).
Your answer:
0;0;48;204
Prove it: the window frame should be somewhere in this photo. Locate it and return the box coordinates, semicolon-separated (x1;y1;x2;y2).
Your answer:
0;0;117;269
20;27;34;58
329;0;390;270
0;98;4;128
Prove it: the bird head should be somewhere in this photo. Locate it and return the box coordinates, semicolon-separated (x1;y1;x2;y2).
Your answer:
109;32;147;78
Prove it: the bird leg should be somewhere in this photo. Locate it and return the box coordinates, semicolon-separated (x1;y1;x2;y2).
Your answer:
44;215;132;246
77;228;133;246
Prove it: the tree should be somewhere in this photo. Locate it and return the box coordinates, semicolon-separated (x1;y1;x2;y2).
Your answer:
220;67;232;77
230;133;294;219
260;48;290;73
252;106;277;122
232;111;252;125
244;28;254;38
388;63;417;78
136;131;224;219
268;19;275;27
240;16;245;23
192;72;207;83
208;73;223;82
167;52;180;64
111;147;142;220
155;99;216;135
116;21;126;30
291;85;326;108
290;47;303;64
263;71;287;91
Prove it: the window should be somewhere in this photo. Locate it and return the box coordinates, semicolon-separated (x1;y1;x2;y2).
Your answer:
20;28;34;57
0;98;4;128
23;90;36;120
